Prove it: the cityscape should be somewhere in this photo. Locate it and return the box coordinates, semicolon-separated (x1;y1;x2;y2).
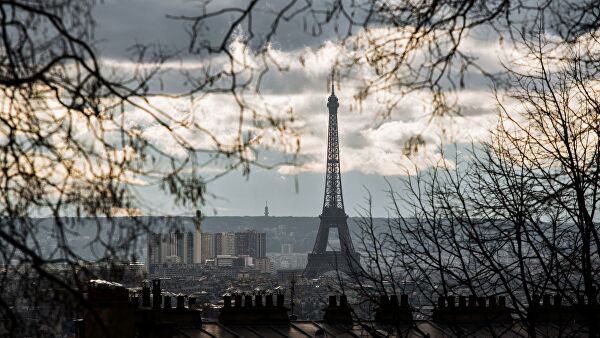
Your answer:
3;1;600;338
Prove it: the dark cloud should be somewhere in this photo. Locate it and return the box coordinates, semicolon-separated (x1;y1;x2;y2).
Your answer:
93;0;343;58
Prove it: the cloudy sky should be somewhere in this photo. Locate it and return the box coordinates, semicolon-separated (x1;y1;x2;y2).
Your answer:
91;0;506;217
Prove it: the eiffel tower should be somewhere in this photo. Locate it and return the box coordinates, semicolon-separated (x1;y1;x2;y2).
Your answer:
303;73;361;278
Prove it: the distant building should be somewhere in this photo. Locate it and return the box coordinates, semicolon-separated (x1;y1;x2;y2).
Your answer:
222;232;236;256
200;232;214;263
268;252;308;271
147;230;194;266
216;255;243;267
235;230;266;258
213;232;223;257
255;257;274;274
150;227;268;267
264;201;269;217
281;243;292;254
193;210;202;263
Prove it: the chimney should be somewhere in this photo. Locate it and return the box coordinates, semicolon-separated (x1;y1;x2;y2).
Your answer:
255;295;263;307
152;279;161;309
177;295;185;310
468;295;477;308
459;295;466;308
142;284;151;307
219;292;289;325
223;295;232;308
554;295;562;307
340;295;348;307
400;294;409;308
498;296;506;307
532;294;541;307
329;295;337;308
380;295;389;308
235;294;243;307
446;296;455;308
578;294;585;306
323;295;352;324
163;295;172;310
437;296;446;308
543;294;551;307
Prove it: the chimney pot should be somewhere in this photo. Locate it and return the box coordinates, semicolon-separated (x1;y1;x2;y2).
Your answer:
276;294;284;307
177;295;185;309
142;285;151;308
532;294;540;307
245;295;253;308
554;294;562;307
498;296;506;307
446;296;455;308
380;295;389;307
488;296;497;308
578;294;585;306
543;294;551;307
478;297;486;308
235;295;243;307
390;295;399;307
437;296;446;308
223;295;231;308
340;295;348;307
152;279;161;309
329;295;337;308
458;295;466;308
255;294;263;307
163;295;172;310
468;295;477;308
401;294;409;308
266;294;274;307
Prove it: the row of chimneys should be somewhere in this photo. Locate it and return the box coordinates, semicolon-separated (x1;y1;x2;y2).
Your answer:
438;293;596;309
379;294;410;308
222;294;285;308
134;279;197;310
437;295;507;309
531;293;589;308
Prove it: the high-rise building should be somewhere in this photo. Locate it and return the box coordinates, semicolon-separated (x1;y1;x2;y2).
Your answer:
213;232;223;256
222;232;236;256
200;232;214;263
234;230;266;258
147;230;194;265
147;233;163;266
193;210;202;263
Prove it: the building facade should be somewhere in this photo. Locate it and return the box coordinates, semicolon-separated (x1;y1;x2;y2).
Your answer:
147;231;194;266
235;230;266;258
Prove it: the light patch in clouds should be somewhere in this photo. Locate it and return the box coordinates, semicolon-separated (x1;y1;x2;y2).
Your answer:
104;27;508;178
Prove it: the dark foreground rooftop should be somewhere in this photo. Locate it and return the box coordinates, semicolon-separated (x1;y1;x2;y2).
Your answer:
81;279;593;338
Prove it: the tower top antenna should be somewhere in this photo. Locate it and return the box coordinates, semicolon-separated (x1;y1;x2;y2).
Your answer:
331;70;335;95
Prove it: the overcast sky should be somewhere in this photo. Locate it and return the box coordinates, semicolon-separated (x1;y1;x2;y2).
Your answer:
90;0;505;217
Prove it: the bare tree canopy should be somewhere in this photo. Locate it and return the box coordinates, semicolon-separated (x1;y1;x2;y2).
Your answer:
177;0;600;119
3;0;600;337
350;29;600;337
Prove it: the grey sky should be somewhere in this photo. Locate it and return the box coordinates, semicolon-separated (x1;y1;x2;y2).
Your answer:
91;0;503;217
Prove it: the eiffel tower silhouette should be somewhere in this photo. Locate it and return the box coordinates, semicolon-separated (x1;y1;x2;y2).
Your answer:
303;73;361;278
